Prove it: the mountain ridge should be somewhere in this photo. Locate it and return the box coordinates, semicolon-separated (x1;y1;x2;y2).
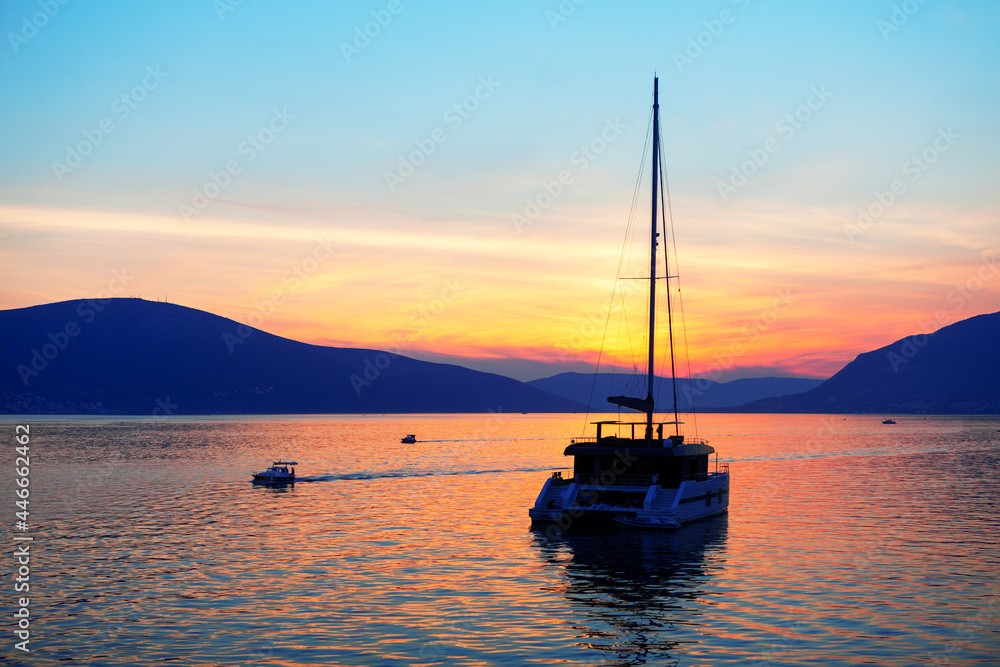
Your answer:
527;373;823;412
737;311;1000;414
1;298;584;415
3;299;996;415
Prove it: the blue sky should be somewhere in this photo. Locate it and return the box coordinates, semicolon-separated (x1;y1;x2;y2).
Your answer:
2;0;998;381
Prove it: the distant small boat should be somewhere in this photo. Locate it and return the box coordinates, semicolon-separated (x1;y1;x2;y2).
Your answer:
401;434;417;444
251;460;297;484
614;515;682;530
882;419;896;425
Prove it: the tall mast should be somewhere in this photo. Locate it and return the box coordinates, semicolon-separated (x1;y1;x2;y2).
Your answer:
646;76;659;441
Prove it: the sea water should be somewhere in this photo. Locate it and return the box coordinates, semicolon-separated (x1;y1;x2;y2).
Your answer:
2;413;998;666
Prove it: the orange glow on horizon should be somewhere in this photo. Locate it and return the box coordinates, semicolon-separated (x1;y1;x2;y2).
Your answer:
2;201;998;382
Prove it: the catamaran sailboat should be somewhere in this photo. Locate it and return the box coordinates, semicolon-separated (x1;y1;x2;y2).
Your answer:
529;77;730;529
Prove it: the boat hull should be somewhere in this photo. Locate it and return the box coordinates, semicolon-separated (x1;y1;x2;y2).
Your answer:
529;505;728;526
251;475;295;484
529;472;729;530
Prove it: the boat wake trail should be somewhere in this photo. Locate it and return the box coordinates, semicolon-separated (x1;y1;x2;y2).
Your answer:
295;465;561;483
411;437;555;443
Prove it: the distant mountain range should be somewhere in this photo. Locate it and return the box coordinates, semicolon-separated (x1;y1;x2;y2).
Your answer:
738;311;1000;414
0;299;584;415
2;299;996;415
527;373;823;412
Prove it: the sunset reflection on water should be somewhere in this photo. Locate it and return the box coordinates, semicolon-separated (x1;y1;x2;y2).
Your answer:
9;413;999;665
531;518;728;664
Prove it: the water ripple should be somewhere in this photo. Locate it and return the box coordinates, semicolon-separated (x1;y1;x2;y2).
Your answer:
3;414;997;666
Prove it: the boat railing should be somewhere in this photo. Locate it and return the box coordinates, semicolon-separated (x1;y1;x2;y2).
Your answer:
716;463;730;475
575;474;654;487
570;436;712;447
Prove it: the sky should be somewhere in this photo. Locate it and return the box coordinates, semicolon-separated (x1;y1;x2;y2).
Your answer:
1;0;998;382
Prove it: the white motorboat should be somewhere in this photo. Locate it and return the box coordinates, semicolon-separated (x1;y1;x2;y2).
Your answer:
400;434;417;444
251;460;297;484
529;77;730;530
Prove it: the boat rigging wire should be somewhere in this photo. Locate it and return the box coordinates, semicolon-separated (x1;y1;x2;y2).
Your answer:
658;113;699;441
582;102;653;434
655;106;680;435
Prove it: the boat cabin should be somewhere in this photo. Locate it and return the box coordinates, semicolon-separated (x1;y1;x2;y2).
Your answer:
565;421;716;488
